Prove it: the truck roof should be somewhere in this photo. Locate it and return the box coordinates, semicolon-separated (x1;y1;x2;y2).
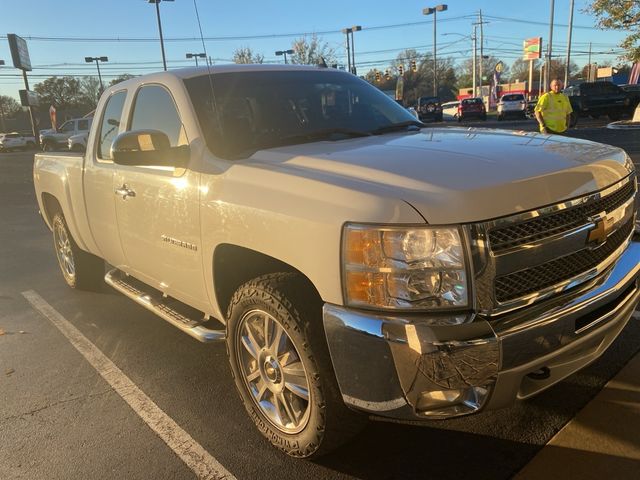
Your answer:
113;63;336;89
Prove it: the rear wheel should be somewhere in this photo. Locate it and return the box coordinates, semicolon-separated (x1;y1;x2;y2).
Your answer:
52;212;104;290
226;273;366;458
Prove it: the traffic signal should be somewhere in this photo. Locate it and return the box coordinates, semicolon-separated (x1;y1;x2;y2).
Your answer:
385;69;391;80
398;64;404;76
410;59;417;72
375;70;381;82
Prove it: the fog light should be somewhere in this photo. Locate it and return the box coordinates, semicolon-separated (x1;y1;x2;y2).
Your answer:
416;386;489;417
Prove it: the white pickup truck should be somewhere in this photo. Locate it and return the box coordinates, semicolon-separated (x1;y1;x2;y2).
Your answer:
33;65;640;458
39;117;92;151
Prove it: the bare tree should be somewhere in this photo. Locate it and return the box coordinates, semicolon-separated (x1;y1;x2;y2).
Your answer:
233;47;265;64
290;34;336;66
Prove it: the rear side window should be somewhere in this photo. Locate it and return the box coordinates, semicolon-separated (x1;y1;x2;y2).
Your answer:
97;91;127;160
129;85;186;147
77;119;90;131
502;94;524;102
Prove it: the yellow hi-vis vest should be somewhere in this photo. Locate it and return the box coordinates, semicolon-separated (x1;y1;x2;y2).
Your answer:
534;92;573;133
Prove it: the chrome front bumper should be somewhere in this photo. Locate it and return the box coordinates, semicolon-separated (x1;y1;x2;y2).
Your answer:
323;239;640;421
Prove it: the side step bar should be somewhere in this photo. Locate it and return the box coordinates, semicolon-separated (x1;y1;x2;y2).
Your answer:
105;268;225;343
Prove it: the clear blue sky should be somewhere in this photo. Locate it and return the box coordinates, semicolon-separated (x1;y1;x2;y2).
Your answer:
0;0;629;100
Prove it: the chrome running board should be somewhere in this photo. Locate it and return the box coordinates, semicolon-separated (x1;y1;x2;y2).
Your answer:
104;268;225;343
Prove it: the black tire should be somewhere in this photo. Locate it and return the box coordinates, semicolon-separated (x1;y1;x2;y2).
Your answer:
457;115;463;123
42;141;55;152
226;272;366;458
52;212;104;290
497;114;503;121
71;144;85;153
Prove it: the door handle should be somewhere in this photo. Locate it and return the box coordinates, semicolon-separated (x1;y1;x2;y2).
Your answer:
115;184;136;199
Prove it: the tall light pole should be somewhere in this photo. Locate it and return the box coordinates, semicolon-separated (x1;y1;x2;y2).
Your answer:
564;0;575;87
275;49;294;64
148;0;174;71
545;0;555;91
85;56;108;92
186;52;206;66
423;4;448;97
349;25;362;74
341;28;352;72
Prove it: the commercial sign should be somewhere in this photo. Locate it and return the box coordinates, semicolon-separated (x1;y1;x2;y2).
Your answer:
523;37;542;61
19;89;39;107
7;34;32;71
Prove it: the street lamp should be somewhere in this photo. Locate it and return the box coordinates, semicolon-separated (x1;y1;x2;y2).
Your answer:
423;4;448;96
275;49;294;64
186;52;206;66
341;26;362;74
85;56;108;92
148;0;174;71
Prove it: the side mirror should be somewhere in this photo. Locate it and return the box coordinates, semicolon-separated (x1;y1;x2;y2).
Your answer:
111;129;189;168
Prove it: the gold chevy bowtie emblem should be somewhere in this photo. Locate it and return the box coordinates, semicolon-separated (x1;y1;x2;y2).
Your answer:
588;212;615;245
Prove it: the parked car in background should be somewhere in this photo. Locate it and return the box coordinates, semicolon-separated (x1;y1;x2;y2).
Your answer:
563;81;630;125
620;84;640;114
497;93;527;120
0;132;36;152
40;117;93;151
441;100;460;120
416;96;443;122
68;132;88;152
458;97;487;121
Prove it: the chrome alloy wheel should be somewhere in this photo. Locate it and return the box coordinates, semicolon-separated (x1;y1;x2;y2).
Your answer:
236;309;311;434
53;219;75;282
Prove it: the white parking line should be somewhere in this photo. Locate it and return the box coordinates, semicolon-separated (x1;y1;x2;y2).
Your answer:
22;290;236;480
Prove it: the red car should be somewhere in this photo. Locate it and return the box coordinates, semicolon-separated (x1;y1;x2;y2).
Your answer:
458;97;487;122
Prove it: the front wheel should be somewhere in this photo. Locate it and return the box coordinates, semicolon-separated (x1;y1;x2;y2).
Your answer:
226;273;365;458
52;212;104;290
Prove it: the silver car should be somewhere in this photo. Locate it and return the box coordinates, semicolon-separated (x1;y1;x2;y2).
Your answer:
497;93;526;120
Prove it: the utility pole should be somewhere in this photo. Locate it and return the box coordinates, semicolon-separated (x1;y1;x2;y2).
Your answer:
564;0;575;86
479;10;484;101
545;0;555;90
472;24;477;97
587;42;592;81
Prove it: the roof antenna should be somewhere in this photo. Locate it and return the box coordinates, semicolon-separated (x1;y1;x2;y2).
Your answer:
317;56;328;68
193;0;223;136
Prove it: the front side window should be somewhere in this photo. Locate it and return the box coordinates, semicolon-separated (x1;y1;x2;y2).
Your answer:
185;70;416;159
97;91;127;160
129;85;186;147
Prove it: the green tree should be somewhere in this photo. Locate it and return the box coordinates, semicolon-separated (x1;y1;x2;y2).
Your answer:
587;0;640;61
233;47;265;64
290;34;336;66
78;76;101;111
0;95;22;132
33;76;81;109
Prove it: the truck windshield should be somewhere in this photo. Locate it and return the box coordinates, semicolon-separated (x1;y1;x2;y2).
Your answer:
184;69;418;159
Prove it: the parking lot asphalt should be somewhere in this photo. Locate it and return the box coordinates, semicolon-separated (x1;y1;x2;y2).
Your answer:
1;121;639;479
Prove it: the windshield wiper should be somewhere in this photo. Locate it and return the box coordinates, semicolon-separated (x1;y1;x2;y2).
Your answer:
370;120;424;135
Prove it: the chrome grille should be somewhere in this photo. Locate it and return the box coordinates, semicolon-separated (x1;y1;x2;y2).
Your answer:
494;218;634;303
489;180;635;253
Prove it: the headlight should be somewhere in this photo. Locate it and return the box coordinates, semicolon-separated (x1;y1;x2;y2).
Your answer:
342;224;469;310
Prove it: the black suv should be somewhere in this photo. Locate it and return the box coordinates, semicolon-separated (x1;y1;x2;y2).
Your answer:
620;84;640;114
563;81;631;124
416;96;443;122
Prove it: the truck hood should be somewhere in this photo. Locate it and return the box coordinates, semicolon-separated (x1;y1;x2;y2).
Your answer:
248;127;634;224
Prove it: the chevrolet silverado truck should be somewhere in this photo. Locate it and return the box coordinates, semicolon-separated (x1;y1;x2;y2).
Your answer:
33;65;640;458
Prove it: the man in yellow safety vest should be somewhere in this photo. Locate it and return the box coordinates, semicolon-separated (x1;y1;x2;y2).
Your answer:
534;78;573;134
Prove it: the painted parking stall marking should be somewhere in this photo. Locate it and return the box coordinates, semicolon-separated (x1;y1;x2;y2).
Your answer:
21;290;236;480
